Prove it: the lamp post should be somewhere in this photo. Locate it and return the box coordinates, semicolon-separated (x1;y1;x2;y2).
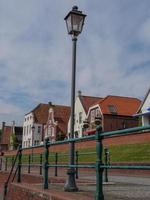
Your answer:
31;125;35;162
64;6;86;191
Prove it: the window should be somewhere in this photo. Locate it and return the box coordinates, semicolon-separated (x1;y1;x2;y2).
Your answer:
24;127;26;136
48;126;54;136
108;105;117;114
38;126;41;133
91;110;95;122
27;126;28;135
96;109;100;117
122;121;126;129
30;125;31;134
79;112;82;124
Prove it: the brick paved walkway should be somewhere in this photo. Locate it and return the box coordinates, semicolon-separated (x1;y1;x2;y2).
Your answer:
1;169;150;200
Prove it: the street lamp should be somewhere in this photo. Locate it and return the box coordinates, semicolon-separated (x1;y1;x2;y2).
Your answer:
64;6;86;191
31;125;35;162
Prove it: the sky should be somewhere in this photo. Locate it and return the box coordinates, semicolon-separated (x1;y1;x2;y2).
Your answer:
0;0;150;126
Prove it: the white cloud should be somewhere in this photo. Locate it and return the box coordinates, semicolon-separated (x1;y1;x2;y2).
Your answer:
0;0;149;124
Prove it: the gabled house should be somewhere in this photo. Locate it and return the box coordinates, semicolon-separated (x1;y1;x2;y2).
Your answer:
68;91;103;138
135;88;150;126
0;122;23;151
87;95;141;133
22;102;70;148
44;103;70;142
22;103;48;148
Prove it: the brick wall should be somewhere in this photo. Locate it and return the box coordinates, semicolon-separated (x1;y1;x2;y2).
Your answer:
4;131;150;156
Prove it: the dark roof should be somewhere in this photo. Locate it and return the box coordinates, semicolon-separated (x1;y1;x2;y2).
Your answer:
53;105;70;133
31;103;49;124
27;103;70;134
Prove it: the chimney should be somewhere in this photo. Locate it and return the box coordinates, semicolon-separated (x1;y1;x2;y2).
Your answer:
78;90;82;97
12;121;15;133
2;122;5;133
48;102;52;106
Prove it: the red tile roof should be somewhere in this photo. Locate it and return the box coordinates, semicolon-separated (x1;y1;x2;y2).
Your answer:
53;105;70;133
29;103;70;133
1;126;11;145
96;95;141;116
79;95;103;113
31;103;49;124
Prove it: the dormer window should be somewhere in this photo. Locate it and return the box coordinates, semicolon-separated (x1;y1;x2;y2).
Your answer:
108;105;117;114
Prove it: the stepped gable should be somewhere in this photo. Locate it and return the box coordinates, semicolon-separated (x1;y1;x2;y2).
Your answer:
97;95;141;116
79;95;103;113
50;104;70;133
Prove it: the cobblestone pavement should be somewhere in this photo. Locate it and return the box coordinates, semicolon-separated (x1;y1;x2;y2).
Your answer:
78;173;150;200
1;167;150;200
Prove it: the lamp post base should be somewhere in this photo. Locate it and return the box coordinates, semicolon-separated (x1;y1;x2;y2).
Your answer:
64;168;78;192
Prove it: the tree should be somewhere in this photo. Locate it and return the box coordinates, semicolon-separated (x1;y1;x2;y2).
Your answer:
10;132;17;150
0;129;2;143
56;131;66;141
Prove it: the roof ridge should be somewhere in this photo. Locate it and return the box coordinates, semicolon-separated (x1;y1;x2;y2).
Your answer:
52;104;70;108
81;95;103;99
105;95;141;100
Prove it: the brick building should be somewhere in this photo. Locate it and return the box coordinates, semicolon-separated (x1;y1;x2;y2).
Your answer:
0;122;23;151
86;95;141;133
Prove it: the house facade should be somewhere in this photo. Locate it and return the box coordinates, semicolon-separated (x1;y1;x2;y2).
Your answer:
44;103;70;142
135;88;150;126
87;95;141;133
68;91;103;138
22;102;70;148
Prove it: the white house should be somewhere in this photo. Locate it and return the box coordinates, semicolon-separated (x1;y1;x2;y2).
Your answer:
68;91;102;138
135;88;150;126
22;104;48;148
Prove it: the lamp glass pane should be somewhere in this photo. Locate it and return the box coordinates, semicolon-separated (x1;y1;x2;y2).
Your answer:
66;15;72;33
72;14;84;33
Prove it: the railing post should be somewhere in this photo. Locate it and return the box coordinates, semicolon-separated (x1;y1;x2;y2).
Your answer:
17;145;22;183
43;138;49;189
28;155;31;174
0;157;2;170
11;156;14;168
40;154;42;175
5;157;7;171
75;151;78;179
95;125;104;200
104;148;109;182
55;152;58;177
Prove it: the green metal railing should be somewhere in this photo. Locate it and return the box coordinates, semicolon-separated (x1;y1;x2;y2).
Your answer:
3;145;21;199
3;125;150;200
